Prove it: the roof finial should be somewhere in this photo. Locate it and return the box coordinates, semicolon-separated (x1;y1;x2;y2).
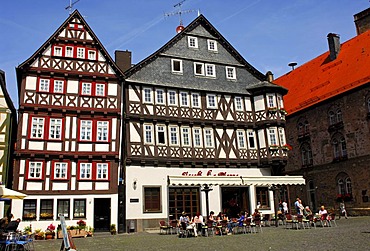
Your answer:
65;0;81;15
164;0;198;33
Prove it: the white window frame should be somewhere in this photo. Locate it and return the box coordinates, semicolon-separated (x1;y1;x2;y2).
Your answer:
53;80;64;93
95;83;105;97
181;127;191;147
156;125;166;145
237;130;246;149
235;96;243;111
156;89;165;104
54;46;63;57
247;130;256;149
79;163;92;180
49;118;62;140
207;39;218;52
207;94;217;109
96;121;109;142
191;93;200;108
194;62;205;76
180;92;189;107
171;59;183;74
267;94;276;108
205;64;216;77
76;47;85;59
144;124;153;144
143;88;153;104
268;128;278;146
54;162;68;179
193;127;202;147
169;126;179;146
168;90;177;106
277;95;284;108
39;79;50;92
188;36;198;48
278;128;286;146
88;50;96;60
226;66;236;80
81;82;92;95
96;163;108;180
204;128;214;148
80;120;92;141
28;161;43;179
31;117;45;139
65;46;73;58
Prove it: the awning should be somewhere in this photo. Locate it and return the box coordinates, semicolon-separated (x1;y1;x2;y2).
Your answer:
0;185;27;199
167;175;305;187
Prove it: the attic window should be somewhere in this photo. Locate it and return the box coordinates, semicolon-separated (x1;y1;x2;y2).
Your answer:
188;36;198;49
68;23;84;30
171;59;183;74
207;40;218;52
226;67;236;80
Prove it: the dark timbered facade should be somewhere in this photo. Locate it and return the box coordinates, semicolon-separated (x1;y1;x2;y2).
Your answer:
13;11;123;232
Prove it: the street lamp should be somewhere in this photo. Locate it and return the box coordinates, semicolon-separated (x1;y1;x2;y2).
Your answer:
201;184;213;217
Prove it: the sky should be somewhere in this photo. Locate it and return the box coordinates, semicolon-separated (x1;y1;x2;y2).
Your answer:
1;0;369;108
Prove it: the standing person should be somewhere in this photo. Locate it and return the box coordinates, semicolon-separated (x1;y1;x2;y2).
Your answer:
193;212;204;236
282;201;288;214
294;198;301;214
298;199;304;215
339;200;348;219
179;212;189;232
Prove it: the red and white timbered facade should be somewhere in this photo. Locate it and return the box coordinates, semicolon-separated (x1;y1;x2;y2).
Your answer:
13;11;122;232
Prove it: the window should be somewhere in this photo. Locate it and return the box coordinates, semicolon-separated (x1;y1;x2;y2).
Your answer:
157;125;166;144
57;199;70;219
205;64;216;77
256;187;270;208
336;173;352;198
39;78;50;92
54;80;64;93
79;119;110;142
237;130;246;148
40;199;53;219
54;46;62;57
301;143;313;166
143;88;152;103
247;130;256;149
73;199;86;218
268;128;277;146
278;128;286;146
204;128;213;147
169;126;179;145
180;92;189;107
80;81;107;97
77;47;85;59
226;67;236;80
207;94;217;109
191;93;200;108
156;89;165;104
332;134;347;159
277;95;284;108
79;163;92;179
328;108;343;125
27;161;43;180
168;90;177;106
182;127;191;146
53;162;68;180
49;118;62;140
23;199;37;220
65;46;73;57
88;50;96;60
144;124;153;144
193;128;202;147
367;97;370;112
68;23;84;30
267;95;275;108
188;36;198;48
96;163;108;180
171;59;183;73
235;96;243;111
144;187;161;212
31;117;45;139
207;39;218;52
194;63;204;76
169;187;200;220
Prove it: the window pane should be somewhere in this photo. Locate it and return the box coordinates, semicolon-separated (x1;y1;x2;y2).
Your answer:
74;199;86;218
144;187;161;212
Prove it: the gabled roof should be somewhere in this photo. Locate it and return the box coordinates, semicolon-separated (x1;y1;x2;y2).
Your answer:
124;14;266;81
275;30;370;115
16;10;123;93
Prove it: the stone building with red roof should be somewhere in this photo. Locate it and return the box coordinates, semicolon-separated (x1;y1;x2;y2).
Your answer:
275;8;370;215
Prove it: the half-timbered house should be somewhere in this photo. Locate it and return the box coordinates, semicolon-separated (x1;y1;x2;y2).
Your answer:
123;15;305;231
0;70;17;217
13;10;123;232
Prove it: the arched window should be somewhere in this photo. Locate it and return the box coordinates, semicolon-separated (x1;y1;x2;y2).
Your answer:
329;111;336;125
298;123;304;135
300;143;313;166
336;173;352;199
336;109;342;123
345;177;352;195
332;134;347;160
338;179;345;194
304;121;310;134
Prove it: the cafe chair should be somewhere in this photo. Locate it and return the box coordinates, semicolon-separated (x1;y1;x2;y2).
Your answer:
285;214;298;229
169;220;178;235
253;216;263;233
328;213;337;227
296;215;305;229
159;220;171;234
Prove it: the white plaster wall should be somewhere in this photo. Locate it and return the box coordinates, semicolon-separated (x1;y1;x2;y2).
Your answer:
254;95;265;111
67;80;79;94
25;76;37;91
108;83;117;96
128;86;140;102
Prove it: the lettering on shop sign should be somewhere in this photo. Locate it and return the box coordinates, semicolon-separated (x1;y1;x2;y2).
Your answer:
181;170;239;177
130;198;139;203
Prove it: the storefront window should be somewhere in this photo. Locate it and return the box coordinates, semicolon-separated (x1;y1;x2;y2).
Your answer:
256;187;270;209
169;187;200;220
144;187;161;213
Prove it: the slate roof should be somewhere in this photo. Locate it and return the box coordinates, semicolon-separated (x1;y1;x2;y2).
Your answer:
275;30;370;115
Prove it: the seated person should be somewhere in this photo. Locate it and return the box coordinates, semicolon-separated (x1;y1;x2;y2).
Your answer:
5;218;21;232
303;206;313;219
252;209;261;220
0;214;13;231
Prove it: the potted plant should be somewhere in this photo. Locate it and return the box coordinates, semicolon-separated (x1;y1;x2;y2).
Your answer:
86;226;94;237
45;224;56;239
77;220;86;231
34;229;45;240
110;224;117;235
23;225;32;235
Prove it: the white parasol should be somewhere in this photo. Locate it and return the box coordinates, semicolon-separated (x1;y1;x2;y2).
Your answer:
0;185;27;199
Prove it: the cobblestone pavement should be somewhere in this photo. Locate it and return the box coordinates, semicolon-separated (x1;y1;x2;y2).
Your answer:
34;216;370;251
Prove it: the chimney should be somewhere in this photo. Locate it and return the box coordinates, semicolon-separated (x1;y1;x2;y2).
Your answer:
327;33;340;61
354;7;370;35
266;71;274;82
115;50;132;72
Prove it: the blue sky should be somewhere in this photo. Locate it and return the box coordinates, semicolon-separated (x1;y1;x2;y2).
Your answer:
0;0;368;107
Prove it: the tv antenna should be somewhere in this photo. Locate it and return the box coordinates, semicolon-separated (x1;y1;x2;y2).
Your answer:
164;0;199;32
65;0;81;14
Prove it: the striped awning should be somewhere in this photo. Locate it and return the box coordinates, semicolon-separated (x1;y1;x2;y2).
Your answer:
167;175;305;187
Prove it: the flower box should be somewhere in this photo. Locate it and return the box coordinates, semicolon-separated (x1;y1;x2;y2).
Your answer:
57;229;88;239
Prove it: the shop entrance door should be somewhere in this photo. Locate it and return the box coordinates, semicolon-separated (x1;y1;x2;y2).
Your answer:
221;187;250;218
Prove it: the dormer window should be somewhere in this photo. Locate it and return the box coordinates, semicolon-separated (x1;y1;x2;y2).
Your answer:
188;36;198;48
207;39;218;52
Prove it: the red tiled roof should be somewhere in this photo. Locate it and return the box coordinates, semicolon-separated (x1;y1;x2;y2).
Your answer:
274;30;370;115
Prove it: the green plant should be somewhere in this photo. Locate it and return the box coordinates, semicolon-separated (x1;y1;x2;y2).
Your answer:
110;224;117;235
